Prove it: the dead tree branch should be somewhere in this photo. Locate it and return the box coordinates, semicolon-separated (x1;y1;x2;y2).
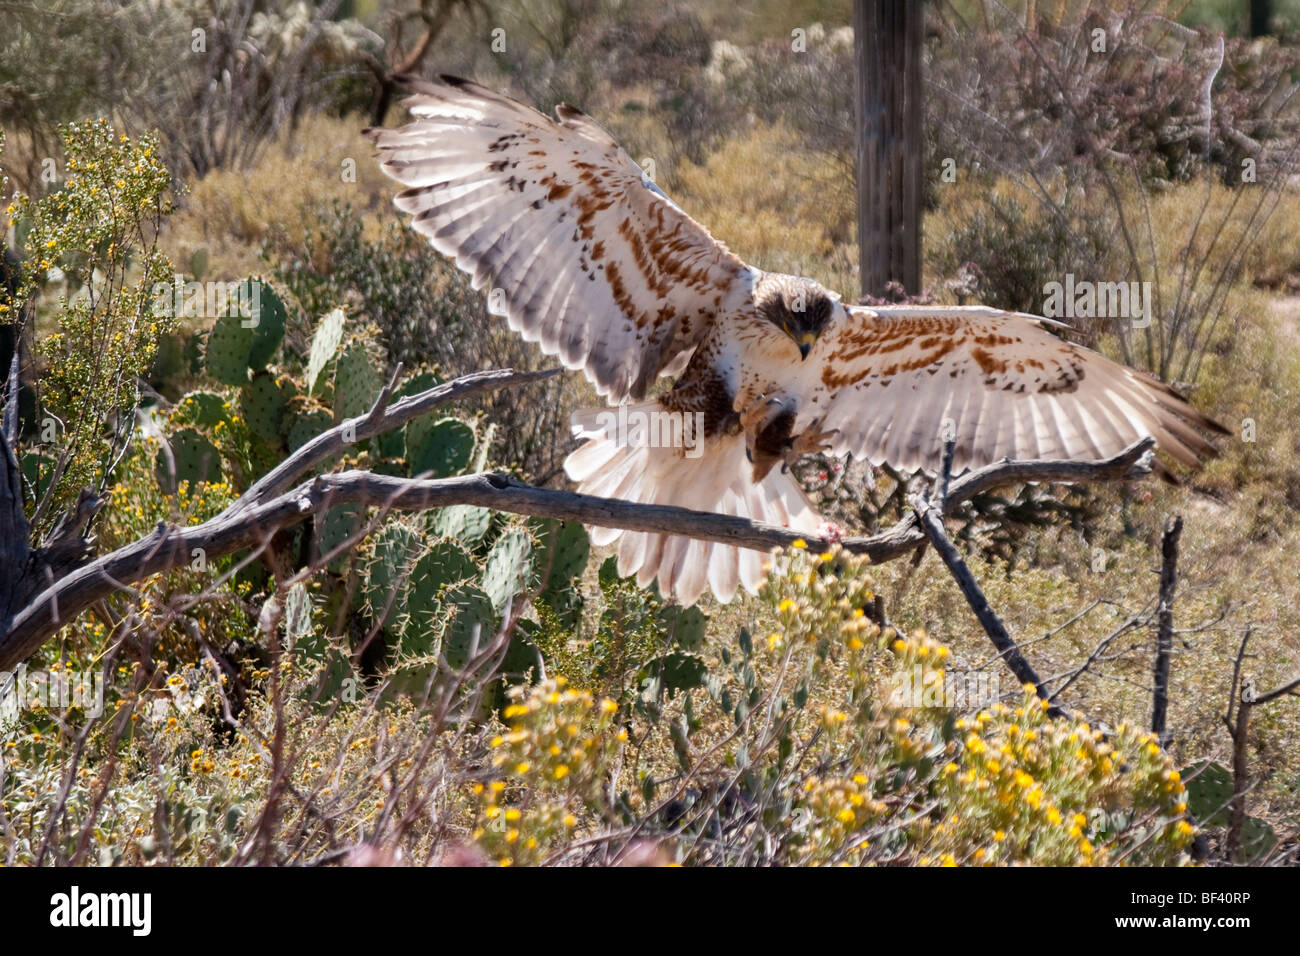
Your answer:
1224;628;1300;859
0;364;1159;672
908;438;1074;719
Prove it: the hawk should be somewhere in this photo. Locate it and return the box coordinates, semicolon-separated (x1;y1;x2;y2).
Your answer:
368;75;1225;606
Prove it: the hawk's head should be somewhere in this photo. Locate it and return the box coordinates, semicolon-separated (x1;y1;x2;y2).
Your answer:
754;274;836;360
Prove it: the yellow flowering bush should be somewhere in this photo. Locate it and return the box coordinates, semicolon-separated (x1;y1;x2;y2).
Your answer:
761;549;1194;866
471;679;623;866
5;121;175;536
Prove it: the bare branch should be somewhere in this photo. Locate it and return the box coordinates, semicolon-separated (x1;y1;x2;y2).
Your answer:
0;363;1158;672
909;437;1072;719
232;366;561;513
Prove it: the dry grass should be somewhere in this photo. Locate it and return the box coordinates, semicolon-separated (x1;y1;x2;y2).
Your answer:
162;114;392;281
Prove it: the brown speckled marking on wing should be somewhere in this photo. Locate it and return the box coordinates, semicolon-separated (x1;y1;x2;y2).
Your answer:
800;306;1226;474
367;74;753;403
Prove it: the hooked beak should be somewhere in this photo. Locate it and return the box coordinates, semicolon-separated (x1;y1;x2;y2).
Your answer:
796;332;816;360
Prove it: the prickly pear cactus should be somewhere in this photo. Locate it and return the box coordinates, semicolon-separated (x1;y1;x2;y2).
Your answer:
148;332;186;385
332;338;383;422
481;527;534;615
404;540;476;639
363;522;424;628
306;307;346;395
659;605;708;651
440;584;497;670
156;427;223;492
419;539;477;593
239;371;289;443
378;371;440;459
21;452;55;500
187;246;209;281
407;416;474;478
499;619;543;683
204;312;254;385
283;399;334;453
645;651;708;697
432;504;493;547
316;503;364;574
475;619;546;713
532;518;590;628
283;582;315;652
236;278;287;370
1181;760;1278;862
183;329;205;375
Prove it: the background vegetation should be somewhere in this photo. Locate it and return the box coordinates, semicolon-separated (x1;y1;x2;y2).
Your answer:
1;0;1298;866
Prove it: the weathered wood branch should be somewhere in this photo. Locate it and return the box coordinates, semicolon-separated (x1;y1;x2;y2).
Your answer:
908;438;1074;720
233;366;561;513
0;361;1158;672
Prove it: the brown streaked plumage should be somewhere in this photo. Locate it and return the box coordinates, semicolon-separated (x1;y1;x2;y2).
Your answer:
369;74;1227;607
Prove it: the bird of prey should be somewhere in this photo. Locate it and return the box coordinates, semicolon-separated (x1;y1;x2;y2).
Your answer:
368;74;1225;606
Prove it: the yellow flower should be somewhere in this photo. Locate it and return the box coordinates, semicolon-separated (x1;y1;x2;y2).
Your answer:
791;538;807;549
554;765;570;780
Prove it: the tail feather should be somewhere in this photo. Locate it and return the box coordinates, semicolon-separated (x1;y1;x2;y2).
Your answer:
565;402;820;606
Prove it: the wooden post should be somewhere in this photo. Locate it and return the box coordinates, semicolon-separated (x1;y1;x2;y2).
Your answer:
1151;515;1182;747
854;0;924;299
1249;0;1273;37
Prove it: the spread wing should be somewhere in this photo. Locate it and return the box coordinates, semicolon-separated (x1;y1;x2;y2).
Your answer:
367;74;753;402
797;306;1226;474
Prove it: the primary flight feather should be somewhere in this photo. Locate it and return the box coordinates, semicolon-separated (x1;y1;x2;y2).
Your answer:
368;74;1225;606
